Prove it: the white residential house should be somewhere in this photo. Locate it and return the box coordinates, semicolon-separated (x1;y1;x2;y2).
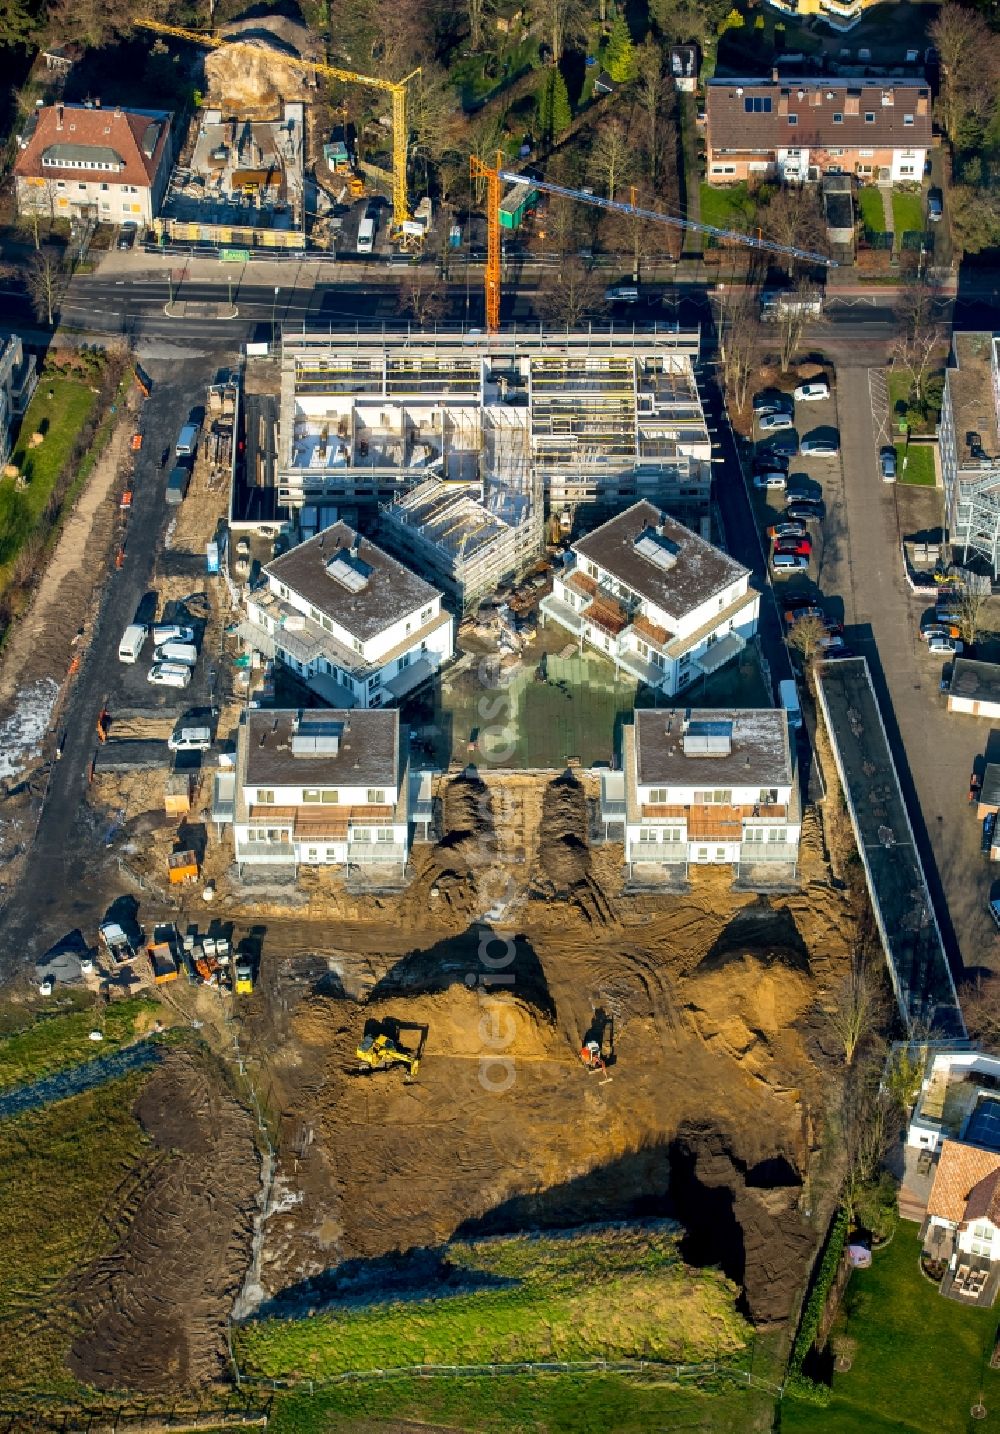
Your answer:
0;334;38;468
232;708;410;872
908;1050;1000;1155
240;522;454;708
540;501;760;695
925;1139;1000;1302
613;708;800;877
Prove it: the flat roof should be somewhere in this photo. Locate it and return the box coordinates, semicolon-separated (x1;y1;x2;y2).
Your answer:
243;708;399;789
573;501;748;619
264;523;441;641
948;334;1000;470
633;707;791;787
950;657;1000;707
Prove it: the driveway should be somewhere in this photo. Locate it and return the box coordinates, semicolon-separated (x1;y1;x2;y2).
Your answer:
818;359;994;976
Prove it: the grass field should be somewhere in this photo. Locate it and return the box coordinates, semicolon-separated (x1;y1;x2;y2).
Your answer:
0;1071;154;1393
0;996;160;1093
1;374;97;578
700;181;757;233
858;187;885;233
235;1226;750;1383
892;188;925;237
895;442;936;486
780;1226;1000;1434
268;1373;777;1434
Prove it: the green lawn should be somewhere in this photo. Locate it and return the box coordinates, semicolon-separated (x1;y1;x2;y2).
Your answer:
0;1071;155;1394
858;187;885;232
1;373;97;578
235;1226;750;1383
780;1225;1000;1434
269;1374;777;1434
895;442;936;486
892;188;926;237
700;181;757;233
0;996;159;1093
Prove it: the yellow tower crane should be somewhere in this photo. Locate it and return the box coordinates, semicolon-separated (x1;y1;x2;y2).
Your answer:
136;19;418;230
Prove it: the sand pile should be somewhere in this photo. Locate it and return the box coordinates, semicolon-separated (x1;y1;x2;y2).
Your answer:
204;19;320;110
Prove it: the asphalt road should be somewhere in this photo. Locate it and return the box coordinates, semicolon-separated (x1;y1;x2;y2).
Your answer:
0;352;222;969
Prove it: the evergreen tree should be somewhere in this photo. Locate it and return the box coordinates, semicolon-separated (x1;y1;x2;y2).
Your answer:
537;67;572;146
606;13;637;82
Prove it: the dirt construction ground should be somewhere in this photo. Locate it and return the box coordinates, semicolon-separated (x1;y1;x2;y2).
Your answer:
233;787;857;1330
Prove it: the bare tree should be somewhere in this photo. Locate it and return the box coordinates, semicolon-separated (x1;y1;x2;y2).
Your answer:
635;38;669;188
466;0;493;50
718;284;761;412
961;973;1000;1053
787;613;828;669
588;117;634;201
891;281;946;417
396;267;447;325
956;572;992;648
759;186;827;278
841;1059;900;1226
930;3;999;149
26;248;66;326
829;954;887;1066
537;259;606;326
773;280;823;374
541;195;584;256
536;0;584;64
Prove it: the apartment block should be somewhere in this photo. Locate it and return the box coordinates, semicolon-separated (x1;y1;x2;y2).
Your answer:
0;334;38;468
232;708;409;872
239;521;454;707
706;76;931;185
539;501;760;695
939;333;1000;571
615;708;800;877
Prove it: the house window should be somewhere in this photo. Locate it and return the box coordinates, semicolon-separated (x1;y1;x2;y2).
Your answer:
376;829;394;842
759;788;778;804
767;828;786;842
367;788;386;804
828;148;843;157
695;790;732;805
899;165;914;175
787;115;798;126
904;113;914;125
833;112;843;124
421;605;433;621
586;561;598;578
352;638;363;654
256;789;275;804
648;788;668;804
864;112;876;123
303;789;322;803
353;828;371;843
639;828;659;842
744;828;763;843
637;640;649;658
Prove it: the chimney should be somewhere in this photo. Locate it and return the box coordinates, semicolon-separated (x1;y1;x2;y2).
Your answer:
771;66;779;83
56;104;64;131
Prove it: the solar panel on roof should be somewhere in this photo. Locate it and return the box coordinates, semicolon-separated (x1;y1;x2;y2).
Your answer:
634;528;677;571
326;553;369;591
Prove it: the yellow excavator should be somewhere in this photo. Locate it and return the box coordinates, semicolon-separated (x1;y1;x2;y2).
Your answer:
356;1032;420;1076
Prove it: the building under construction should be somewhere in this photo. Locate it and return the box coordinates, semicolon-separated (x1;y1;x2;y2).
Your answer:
277;326;708;585
379;478;524;614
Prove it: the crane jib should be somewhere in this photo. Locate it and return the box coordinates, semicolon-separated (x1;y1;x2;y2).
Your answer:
497;171;836;269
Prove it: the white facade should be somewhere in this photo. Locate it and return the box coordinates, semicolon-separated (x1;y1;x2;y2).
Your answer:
908;1050;1000;1154
242;525;454;709
540;502;760;696
617;709;800;876
233;709;410;872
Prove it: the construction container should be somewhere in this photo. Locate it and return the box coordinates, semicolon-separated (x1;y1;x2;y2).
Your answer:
235;960;254;994
164;772;193;816
148;941;179;984
167;849;199;885
499;186;538;231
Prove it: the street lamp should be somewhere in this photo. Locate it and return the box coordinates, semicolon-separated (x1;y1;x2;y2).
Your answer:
271;286;280;349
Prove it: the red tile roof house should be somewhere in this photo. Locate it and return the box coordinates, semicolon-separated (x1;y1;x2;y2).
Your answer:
14;102;174;228
705;76;932;186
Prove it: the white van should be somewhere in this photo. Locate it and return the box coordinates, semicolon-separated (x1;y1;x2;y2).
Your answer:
779;678;803;731
168;725;212;752
154;641;198;668
148;662;192;689
357;215;375;254
118;624;147;664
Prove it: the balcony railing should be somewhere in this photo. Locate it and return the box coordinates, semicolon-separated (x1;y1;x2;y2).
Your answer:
235;843;296;865
348;841;408;863
739;842;798;863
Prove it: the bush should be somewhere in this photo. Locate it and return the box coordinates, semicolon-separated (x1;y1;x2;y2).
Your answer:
787;1207;849;1398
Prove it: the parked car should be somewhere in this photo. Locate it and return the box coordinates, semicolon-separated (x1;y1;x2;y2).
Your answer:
785;607;824;631
786;482;822;503
928;188;944;222
753;391;793;418
148;662;192;689
152;624;196;645
605;284;641;303
758;432;799;458
753;451;789;474
786;502;823;522
800;438;840;458
794;380;830;402
759;412;796;432
774;538;812;557
117;225;136;250
983;812;996;859
927;634;964;656
753;471;787;490
768;520;807;539
783;592;822;615
772;552;810;573
879;445;897;481
989;896;1000;931
153;641;198;668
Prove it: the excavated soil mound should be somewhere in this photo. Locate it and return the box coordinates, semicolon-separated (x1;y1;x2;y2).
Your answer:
683;952;813;1078
67;1049;259;1391
537;774;591;893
